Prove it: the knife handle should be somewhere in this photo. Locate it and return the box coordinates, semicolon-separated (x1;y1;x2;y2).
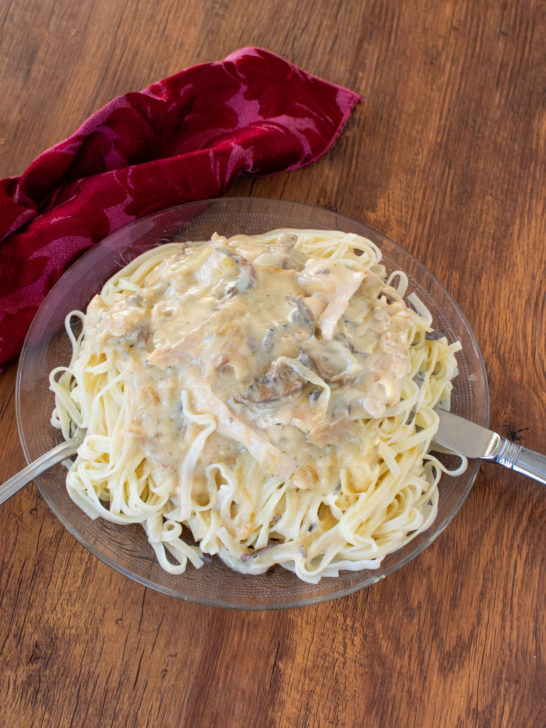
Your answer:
495;439;546;485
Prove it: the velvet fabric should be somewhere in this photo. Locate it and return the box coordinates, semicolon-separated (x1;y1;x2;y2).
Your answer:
0;47;361;368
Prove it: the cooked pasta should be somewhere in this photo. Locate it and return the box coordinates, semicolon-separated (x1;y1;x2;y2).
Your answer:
50;229;464;582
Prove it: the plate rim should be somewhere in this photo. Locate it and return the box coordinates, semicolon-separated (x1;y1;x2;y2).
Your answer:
15;196;490;609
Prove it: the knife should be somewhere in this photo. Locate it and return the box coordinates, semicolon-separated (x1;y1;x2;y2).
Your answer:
433;409;546;485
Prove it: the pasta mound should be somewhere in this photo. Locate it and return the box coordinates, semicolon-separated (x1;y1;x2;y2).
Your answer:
50;229;463;583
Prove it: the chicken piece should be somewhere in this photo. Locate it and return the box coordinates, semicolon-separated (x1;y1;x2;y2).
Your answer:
306;418;361;447
298;259;365;340
185;376;295;479
85;293;150;348
216;248;256;293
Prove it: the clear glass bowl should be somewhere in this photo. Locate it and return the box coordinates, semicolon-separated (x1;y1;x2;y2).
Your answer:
16;198;489;609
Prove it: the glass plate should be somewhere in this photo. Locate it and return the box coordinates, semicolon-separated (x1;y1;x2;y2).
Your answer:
16;198;489;609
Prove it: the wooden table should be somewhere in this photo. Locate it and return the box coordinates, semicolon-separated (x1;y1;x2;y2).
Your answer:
1;1;544;726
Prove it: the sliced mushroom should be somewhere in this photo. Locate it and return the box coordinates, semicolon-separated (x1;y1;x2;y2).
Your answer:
244;358;306;403
425;329;446;340
303;338;363;384
288;297;315;339
262;328;275;353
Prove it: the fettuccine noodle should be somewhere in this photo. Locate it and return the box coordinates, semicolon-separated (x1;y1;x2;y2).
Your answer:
50;229;465;582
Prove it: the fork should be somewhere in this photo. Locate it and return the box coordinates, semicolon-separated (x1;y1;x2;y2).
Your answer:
0;430;84;505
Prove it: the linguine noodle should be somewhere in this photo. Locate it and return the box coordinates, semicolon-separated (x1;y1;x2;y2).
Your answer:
50;229;465;583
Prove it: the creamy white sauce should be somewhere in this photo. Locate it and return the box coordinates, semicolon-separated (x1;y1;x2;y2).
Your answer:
84;232;413;492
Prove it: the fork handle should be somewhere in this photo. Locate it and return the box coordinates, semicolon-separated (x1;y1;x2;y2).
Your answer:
494;440;546;485
0;437;81;505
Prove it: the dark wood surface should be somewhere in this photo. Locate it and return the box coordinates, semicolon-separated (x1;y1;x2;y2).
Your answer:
1;1;545;726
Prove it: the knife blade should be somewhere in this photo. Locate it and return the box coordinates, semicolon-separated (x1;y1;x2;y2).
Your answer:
433;408;546;485
434;409;499;459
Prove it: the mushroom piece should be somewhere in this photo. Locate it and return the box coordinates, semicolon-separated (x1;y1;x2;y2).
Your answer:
288;297;315;340
244;358;307;403
303;338;363;384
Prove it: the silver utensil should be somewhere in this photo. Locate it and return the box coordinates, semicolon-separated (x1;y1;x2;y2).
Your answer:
0;430;84;505
433;409;546;485
3;409;544;506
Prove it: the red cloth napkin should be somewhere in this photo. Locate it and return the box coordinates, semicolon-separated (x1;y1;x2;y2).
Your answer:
0;47;361;369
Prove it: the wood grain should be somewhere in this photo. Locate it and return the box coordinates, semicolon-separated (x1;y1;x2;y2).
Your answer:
1;1;545;726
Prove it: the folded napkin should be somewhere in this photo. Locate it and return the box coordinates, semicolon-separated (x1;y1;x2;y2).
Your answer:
0;47;361;369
